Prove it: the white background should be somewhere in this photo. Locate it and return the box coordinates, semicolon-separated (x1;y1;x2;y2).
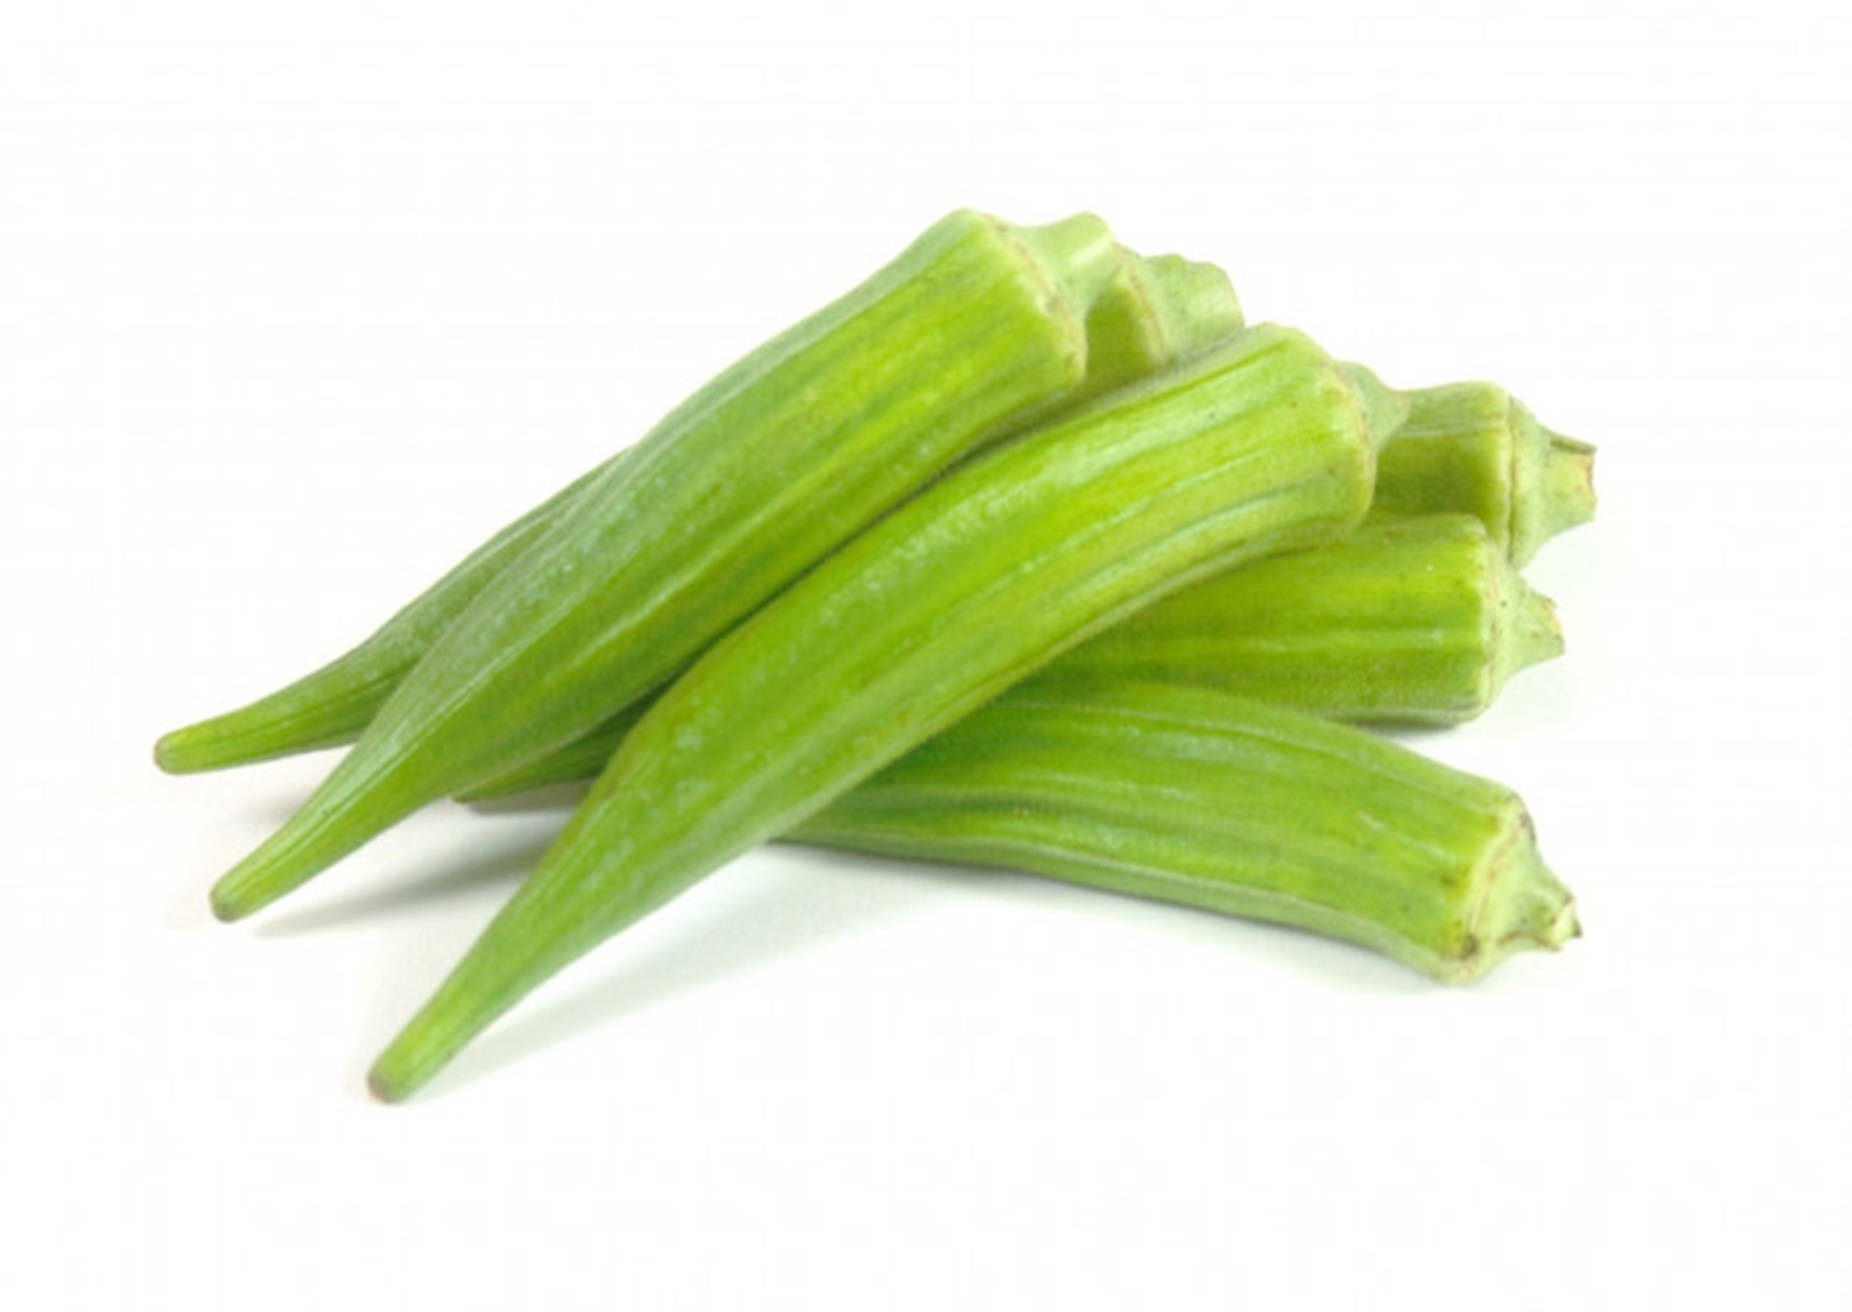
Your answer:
3;2;1847;1308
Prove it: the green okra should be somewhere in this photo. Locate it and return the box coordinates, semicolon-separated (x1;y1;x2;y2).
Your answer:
367;322;1398;1099
208;212;1233;921
155;240;1243;775
1372;381;1595;564
792;679;1578;984
461;512;1560;801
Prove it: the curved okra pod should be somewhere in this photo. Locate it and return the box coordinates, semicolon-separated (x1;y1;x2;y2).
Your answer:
1371;381;1596;563
793;679;1579;984
209;212;1235;921
461;512;1560;801
367;322;1398;1099
155;243;1243;775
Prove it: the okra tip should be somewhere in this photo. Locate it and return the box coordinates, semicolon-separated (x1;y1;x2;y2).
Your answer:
153;716;268;775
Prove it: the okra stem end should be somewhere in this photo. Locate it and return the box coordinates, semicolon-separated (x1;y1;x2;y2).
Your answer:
1451;811;1579;982
1541;430;1598;543
1138;254;1245;360
1339;362;1412;452
1495;579;1566;697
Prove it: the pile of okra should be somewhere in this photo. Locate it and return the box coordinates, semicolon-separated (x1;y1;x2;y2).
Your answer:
160;211;1594;1099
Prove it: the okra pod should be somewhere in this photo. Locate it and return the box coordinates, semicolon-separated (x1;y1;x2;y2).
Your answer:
793;679;1578;984
463;511;1561;800
156;241;1243;775
368;322;1398;1099
1041;512;1562;724
209;210;1159;920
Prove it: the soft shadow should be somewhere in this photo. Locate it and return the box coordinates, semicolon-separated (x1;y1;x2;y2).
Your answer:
255;829;557;938
401;840;1430;1102
406;858;928;1101
457;782;588;816
798;845;1432;997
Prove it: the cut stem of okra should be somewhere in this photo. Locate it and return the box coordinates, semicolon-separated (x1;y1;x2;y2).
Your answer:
792;679;1579;985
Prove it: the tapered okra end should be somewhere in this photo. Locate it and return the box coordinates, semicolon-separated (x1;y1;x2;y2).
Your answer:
153;716;270;775
367;1044;429;1104
208;876;259;923
152;727;200;775
369;1035;447;1103
209;845;297;922
1339;362;1413;451
366;978;481;1104
1448;808;1580;983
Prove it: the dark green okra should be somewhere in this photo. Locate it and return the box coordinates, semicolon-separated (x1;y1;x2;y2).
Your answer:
367;322;1400;1099
793;679;1578;984
154;242;1243;775
462;512;1560;800
208;210;1178;921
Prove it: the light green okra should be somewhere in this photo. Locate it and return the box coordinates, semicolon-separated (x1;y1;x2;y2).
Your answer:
463;512;1561;800
793;679;1577;984
208;209;1159;922
155;241;1243;775
367;322;1398;1099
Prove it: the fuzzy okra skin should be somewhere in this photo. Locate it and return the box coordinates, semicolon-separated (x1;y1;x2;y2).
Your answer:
1372;381;1595;564
155;243;1243;775
367;322;1396;1099
460;512;1560;801
793;679;1579;983
208;209;1159;921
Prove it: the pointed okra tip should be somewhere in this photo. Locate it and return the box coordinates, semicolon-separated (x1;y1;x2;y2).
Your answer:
207;842;303;922
366;975;497;1103
152;722;222;775
208;877;258;923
